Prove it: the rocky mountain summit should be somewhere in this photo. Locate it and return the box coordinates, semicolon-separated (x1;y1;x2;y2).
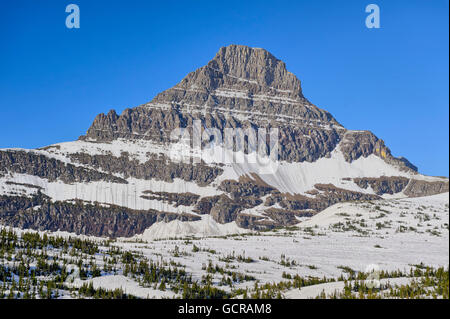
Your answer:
0;45;448;237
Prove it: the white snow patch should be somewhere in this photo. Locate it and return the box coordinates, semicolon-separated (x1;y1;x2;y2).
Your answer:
216;148;413;195
71;275;176;299
131;215;250;241
283;277;417;299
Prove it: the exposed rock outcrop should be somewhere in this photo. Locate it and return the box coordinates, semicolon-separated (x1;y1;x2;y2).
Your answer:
209;194;241;224
141;191;200;207
219;175;276;199
339;131;417;172
69;152;222;186
404;179;449;197
353;176;410;195
265;185;380;213
0;194;199;237
0;150;127;184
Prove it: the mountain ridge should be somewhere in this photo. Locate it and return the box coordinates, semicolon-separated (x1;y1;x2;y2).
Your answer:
0;45;448;237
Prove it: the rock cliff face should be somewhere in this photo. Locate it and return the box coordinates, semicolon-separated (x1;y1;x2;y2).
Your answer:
0;45;448;237
0;150;127;184
353;177;410;195
0;194;200;237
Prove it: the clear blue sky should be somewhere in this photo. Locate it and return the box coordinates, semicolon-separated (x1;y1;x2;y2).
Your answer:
0;0;448;176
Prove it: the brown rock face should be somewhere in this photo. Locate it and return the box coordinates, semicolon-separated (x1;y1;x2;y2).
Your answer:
352;176;449;198
353;176;410;195
218;175;276;199
68;152;222;186
404;179;449;197
0;150;127;184
140;191;200;207
209;45;303;96
263;208;312;226
264;184;381;214
339;131;417;172
209;195;241;224
0;194;200;238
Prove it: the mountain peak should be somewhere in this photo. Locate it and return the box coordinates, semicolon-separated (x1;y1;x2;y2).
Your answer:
203;44;303;96
211;44;282;75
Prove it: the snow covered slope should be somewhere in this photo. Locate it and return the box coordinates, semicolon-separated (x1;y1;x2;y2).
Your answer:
1;190;447;299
